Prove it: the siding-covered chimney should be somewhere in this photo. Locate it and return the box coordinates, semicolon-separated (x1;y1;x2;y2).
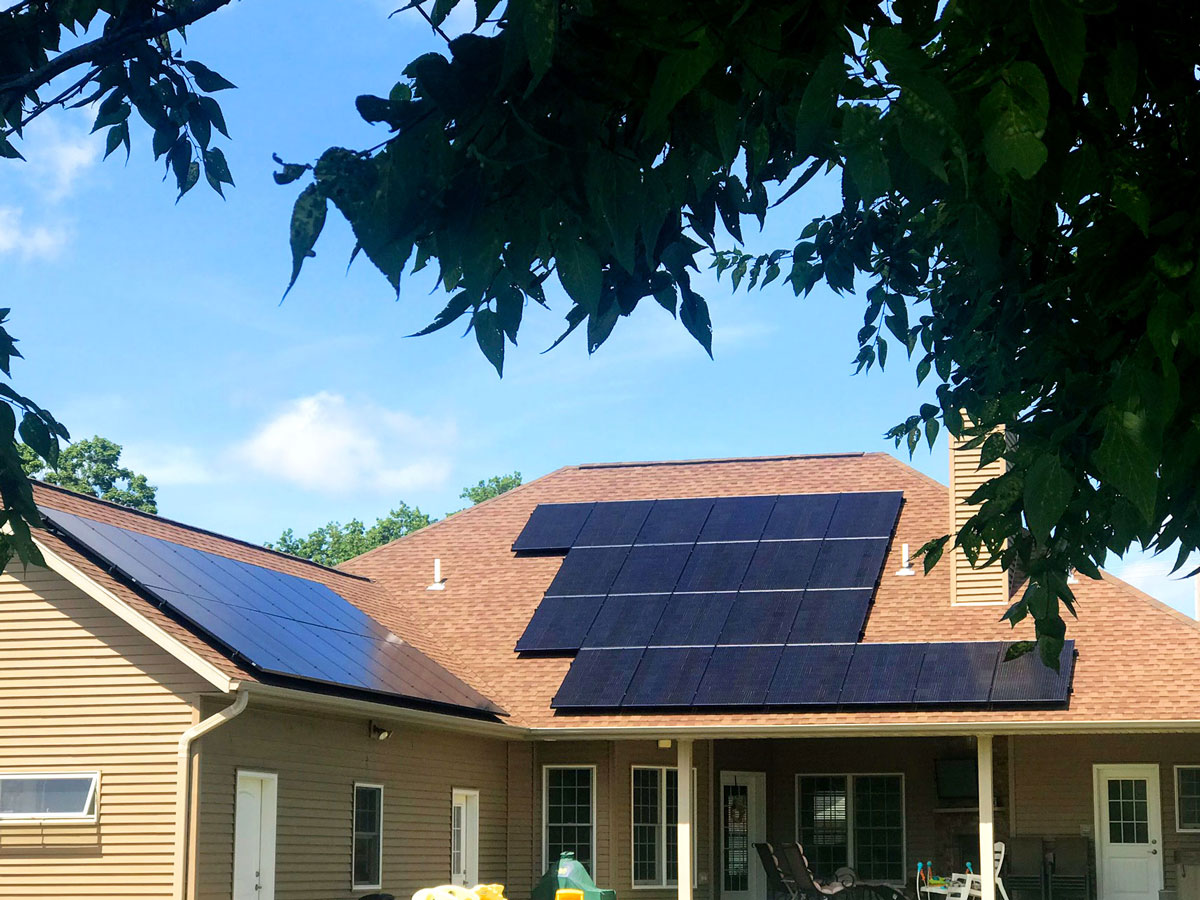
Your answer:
949;427;1010;605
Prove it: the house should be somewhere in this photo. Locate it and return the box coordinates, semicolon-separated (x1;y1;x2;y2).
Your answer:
2;438;1199;900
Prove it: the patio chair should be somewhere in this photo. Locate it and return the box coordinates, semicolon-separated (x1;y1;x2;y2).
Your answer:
1048;838;1090;900
756;842;801;900
945;843;1013;900
1004;837;1047;900
779;842;906;900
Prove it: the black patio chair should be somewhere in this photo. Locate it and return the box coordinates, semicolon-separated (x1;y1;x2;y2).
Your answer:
779;842;907;900
1048;838;1090;900
1004;837;1047;900
756;841;802;900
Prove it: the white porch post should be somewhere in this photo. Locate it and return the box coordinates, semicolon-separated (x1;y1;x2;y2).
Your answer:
677;738;694;900
977;734;996;900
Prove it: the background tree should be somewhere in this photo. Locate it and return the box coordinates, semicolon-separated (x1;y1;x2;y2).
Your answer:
460;471;522;505
20;435;157;513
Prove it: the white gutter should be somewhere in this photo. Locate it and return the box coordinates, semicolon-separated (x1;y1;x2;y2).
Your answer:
173;690;250;900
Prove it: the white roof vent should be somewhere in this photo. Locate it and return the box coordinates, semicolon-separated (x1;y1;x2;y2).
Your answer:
895;543;916;577
427;558;446;591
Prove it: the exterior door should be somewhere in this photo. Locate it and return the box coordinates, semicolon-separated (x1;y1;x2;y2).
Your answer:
234;771;278;900
1094;764;1163;900
451;788;480;887
720;771;767;900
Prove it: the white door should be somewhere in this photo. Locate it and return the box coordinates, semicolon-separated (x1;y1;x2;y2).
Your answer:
451;788;480;887
721;771;767;900
1094;764;1163;900
234;771;278;900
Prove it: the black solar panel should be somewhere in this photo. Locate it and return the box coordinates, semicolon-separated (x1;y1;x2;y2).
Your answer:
582;595;670;648
698;496;777;542
760;493;839;540
545;546;630;596
839;643;926;705
674;542;756;593
609;543;693;594
788;589;872;643
825;491;903;538
636;498;713;544
990;640;1075;704
624;647;713;707
693;645;782;706
552;648;643;708
573;500;654;547
766;644;854;705
914;642;1003;704
515;596;605;653
512;502;594;551
740;541;821;591
41;508;503;714
806;538;890;589
649;593;737;646
719;592;804;645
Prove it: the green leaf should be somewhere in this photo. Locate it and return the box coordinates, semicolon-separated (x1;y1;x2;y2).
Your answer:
978;62;1050;179
183;60;237;92
473;307;505;376
284;184;328;298
176;160;200;201
409;292;473;337
1004;640;1036;661
794;52;844;157
1024;454;1074;544
91;91;130;133
203;147;234;196
555;237;603;313
1030;0;1086;98
641;33;717;137
198;96;229;138
168;137;192;193
18;412;54;466
521;0;557;82
1104;40;1138;119
0;135;24;160
679;289;713;357
1113;179;1150;236
841;105;890;204
104;121;129;160
1093;408;1158;523
272;153;309;185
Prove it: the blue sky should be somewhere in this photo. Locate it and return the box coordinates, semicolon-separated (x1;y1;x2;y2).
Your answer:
2;0;1192;614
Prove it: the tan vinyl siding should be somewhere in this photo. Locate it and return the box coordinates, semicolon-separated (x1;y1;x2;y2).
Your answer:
949;429;1009;605
0;564;209;898
193;704;511;900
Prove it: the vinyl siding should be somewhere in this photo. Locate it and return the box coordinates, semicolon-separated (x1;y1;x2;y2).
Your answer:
0;564;210;898
193;704;512;899
949;430;1010;606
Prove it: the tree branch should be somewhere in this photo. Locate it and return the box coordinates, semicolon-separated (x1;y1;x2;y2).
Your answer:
0;0;234;103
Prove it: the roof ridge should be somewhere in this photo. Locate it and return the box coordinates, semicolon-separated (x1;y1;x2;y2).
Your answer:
577;452;868;469
33;480;373;583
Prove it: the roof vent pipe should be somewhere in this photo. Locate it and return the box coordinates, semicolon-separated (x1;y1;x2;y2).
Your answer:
427;558;446;591
895;543;916;577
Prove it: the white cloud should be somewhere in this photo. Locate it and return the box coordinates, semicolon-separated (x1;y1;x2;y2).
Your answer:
28;119;101;201
233;392;455;495
0;206;69;259
122;443;220;487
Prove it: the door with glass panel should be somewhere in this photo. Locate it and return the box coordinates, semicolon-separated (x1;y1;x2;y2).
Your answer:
452;788;480;887
720;771;766;900
1094;765;1163;900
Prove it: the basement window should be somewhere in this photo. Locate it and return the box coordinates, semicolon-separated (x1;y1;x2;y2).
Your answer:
0;773;99;822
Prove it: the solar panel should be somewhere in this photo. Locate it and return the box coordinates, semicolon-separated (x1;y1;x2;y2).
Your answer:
609;544;693;594
806;538;890;589
674;542;756;593
766;644;854;705
698;496;777;542
624;647;713;707
788;590;872;643
573;500;654;546
41;508;503;714
693;645;782;706
635;498;713;544
649;593;737;646
582;595;670;648
545;546;630;596
515;596;605;653
839;643;926;705
760;493;839;540
551;648;643;708
719;592;804;645
990;640;1075;704
914;642;1003;704
512;502;594;551
825;491;904;538
740;541;821;591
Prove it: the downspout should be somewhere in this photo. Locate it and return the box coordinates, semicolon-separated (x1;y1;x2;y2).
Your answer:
174;690;250;900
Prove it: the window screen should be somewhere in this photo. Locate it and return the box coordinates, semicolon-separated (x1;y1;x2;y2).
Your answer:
797;774;904;882
631;767;693;887
546;767;594;874
1179;768;1200;831
0;773;98;820
353;784;383;888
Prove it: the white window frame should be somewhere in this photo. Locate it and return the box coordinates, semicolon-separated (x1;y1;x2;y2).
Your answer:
1175;765;1200;832
0;771;100;823
630;766;699;889
352;782;384;892
542;765;598;874
794;773;906;884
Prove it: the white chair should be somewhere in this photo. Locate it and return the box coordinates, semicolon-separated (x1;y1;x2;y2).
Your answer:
946;843;1011;900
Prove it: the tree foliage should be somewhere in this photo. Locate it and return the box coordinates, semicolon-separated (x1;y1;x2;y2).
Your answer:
21;435;157;513
460;470;522;505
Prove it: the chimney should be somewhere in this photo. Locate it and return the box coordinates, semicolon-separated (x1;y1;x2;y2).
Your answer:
949;426;1010;605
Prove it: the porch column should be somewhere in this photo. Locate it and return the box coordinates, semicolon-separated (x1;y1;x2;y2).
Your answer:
977;734;996;900
677;738;694;900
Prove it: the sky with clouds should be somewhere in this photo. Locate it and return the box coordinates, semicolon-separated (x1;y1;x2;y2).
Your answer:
3;0;1193;615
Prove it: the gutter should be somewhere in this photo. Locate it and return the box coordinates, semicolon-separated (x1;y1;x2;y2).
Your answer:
173;689;250;900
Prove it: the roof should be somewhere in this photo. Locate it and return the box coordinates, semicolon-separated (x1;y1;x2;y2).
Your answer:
342;452;1200;731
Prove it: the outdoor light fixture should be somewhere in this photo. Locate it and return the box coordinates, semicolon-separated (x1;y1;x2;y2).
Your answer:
657;739;672;749
369;722;393;741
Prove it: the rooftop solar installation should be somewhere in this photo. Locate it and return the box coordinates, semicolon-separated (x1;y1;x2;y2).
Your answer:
552;648;642;708
516;596;605;653
512;502;594;551
624;647;713;707
766;644;855;706
41;507;504;715
991;640;1076;703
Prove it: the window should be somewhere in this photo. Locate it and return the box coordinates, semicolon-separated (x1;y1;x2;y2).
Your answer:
545;766;595;875
0;772;99;822
353;783;383;890
632;766;698;888
1178;767;1200;832
796;775;904;882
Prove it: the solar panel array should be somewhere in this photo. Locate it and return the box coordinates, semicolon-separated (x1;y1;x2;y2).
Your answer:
41;507;504;715
515;493;1077;712
515;492;901;654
